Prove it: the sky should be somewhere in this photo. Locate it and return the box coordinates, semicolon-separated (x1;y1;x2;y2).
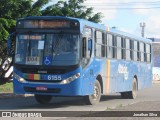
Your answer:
33;0;160;38
83;0;160;38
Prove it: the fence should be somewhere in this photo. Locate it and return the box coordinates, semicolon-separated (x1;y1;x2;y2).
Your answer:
0;42;13;84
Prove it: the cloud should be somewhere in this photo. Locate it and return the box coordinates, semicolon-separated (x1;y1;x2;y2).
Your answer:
131;0;160;37
119;28;134;35
133;5;150;15
84;0;118;24
129;13;160;38
145;15;160;38
132;7;160;38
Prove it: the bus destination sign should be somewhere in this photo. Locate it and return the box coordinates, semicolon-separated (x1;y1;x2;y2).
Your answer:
17;20;79;29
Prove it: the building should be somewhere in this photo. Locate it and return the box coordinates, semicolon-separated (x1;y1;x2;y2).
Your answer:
149;38;160;81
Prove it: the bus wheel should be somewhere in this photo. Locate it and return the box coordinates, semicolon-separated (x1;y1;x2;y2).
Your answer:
34;95;52;104
128;78;137;99
121;92;129;99
84;80;101;105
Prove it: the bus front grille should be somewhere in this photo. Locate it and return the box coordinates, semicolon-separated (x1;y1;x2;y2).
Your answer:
25;79;62;83
24;87;61;93
21;69;66;74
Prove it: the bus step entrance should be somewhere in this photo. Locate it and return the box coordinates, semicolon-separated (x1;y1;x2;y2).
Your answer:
0;58;13;85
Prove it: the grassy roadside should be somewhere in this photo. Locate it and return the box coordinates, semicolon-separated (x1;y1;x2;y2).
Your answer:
0;82;13;93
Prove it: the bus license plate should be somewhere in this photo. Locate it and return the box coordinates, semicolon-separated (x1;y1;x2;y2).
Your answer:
36;86;47;91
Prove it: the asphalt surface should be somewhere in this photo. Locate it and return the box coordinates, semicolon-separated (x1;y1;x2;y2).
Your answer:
0;83;160;120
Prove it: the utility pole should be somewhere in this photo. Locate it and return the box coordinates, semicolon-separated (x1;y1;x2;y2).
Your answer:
140;22;146;37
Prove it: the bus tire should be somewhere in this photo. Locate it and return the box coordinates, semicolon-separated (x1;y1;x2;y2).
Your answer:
84;80;101;105
121;92;129;99
34;94;52;104
128;78;137;99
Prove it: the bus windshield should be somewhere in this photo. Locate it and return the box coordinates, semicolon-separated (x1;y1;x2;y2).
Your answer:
15;34;80;66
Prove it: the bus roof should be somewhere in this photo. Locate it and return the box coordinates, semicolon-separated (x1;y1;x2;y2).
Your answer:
108;28;152;43
20;16;151;43
19;16;78;21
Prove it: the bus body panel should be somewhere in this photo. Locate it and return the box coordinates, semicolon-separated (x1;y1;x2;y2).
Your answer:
13;16;152;98
13;58;152;96
87;58;152;95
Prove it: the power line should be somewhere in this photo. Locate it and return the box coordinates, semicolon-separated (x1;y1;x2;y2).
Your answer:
83;4;160;10
84;3;160;6
83;1;160;9
84;1;160;5
83;1;160;10
89;7;160;10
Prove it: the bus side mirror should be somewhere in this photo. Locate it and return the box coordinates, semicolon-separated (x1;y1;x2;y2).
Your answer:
7;32;15;56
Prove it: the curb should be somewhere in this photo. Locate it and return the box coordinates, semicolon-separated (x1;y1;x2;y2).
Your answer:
152;80;160;84
0;93;33;99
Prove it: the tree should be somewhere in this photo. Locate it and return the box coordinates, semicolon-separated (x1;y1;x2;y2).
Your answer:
0;0;50;61
0;0;31;19
29;0;50;16
0;0;50;19
42;0;103;23
0;18;16;61
0;0;49;41
0;0;103;61
0;18;9;41
0;18;16;42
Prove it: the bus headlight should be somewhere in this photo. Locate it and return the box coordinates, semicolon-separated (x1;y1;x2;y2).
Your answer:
60;73;80;84
13;73;25;83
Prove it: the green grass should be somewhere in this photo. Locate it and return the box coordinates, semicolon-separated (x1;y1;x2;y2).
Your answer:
106;104;124;111
106;107;113;111
117;103;123;108
0;82;13;93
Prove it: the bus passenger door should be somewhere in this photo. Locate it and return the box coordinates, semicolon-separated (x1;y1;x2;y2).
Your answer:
81;28;94;95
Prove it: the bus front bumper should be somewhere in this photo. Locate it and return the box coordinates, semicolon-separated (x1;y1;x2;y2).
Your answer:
13;78;83;96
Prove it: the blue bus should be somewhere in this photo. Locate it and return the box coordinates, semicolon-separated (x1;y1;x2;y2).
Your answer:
8;16;152;105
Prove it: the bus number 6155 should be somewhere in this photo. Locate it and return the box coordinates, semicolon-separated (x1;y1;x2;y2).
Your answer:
48;75;62;80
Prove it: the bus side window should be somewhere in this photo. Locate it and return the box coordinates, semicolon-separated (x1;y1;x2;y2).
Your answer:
83;27;92;58
107;34;113;58
105;34;107;57
134;41;137;61
130;40;134;60
113;35;117;59
140;42;144;62
146;44;151;63
126;38;130;60
144;44;147;62
122;38;126;59
95;31;105;58
116;36;122;59
137;42;140;61
149;45;151;62
102;33;106;57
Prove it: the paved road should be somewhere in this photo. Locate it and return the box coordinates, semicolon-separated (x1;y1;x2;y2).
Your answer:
0;83;160;119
